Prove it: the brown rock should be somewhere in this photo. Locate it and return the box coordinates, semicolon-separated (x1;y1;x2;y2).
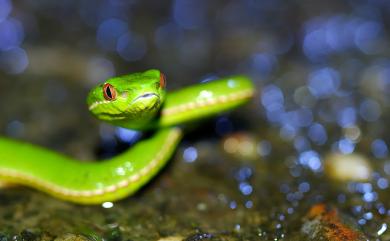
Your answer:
302;204;367;241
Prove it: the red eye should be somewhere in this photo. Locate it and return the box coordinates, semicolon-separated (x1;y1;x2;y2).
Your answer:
160;73;166;89
103;83;117;101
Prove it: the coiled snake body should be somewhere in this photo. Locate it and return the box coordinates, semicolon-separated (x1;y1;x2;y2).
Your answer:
0;70;254;204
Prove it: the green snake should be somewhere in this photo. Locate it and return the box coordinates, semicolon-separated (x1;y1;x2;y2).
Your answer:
0;70;254;204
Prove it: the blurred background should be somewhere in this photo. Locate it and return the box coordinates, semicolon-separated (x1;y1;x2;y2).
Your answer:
0;0;389;240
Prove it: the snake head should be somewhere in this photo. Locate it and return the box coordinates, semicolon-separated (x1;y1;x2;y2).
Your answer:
87;69;166;129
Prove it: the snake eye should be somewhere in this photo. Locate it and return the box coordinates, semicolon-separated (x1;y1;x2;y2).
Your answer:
103;83;117;101
159;73;166;89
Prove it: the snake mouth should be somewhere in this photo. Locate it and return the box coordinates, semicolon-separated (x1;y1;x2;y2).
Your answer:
129;92;161;112
132;93;159;103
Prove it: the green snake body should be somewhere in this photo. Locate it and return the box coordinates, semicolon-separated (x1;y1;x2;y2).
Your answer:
0;70;254;204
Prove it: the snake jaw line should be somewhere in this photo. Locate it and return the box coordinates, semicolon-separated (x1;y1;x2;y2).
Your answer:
88;100;111;111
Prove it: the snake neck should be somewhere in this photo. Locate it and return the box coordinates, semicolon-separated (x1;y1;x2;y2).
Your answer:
155;76;254;128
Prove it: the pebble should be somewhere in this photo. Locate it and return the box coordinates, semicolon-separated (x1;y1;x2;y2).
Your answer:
324;153;372;182
222;132;258;161
54;234;91;241
157;237;184;241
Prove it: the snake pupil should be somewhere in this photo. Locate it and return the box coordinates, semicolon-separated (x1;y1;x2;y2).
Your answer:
103;83;116;101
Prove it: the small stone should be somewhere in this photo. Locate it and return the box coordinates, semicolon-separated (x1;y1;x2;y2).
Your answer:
222;132;258;161
157;237;184;241
54;234;92;241
324;153;372;182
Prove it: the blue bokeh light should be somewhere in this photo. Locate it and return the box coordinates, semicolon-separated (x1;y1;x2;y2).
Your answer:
325;15;352;51
371;139;388;158
0;18;24;50
354;21;383;54
173;0;207;29
245;200;253;209
302;15;385;61
363;191;377;202
0;0;12;22
363;212;373;220
257;140;272;156
308;67;340;98
115;128;141;144
251;52;278;77
307;123;327;145
239;182;253;195
294;136;311;152
261;85;284;111
283;108;313;128
377;178;389;190
279;124;297;140
298;150;322;172
354;182;372;193
298;182;310;193
337;107;357;128
96;18;128;51
183;146;198;163
302;16;356;61
337;138;355;154
234;166;252;181
261;85;285;123
229;200;237;209
359;99;381;122
116;32;147;61
0;47;29;74
303;24;329;61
